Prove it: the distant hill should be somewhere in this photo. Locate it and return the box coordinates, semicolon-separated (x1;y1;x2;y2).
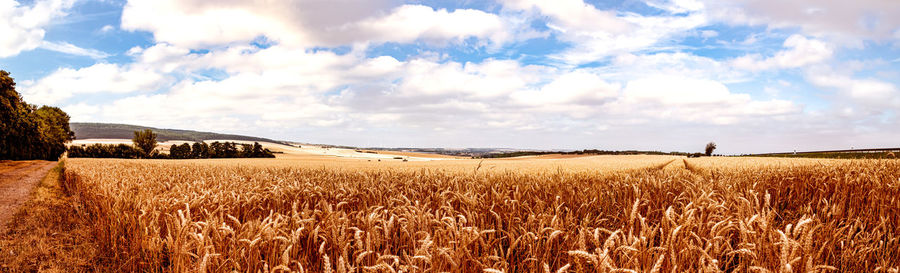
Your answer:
71;122;286;144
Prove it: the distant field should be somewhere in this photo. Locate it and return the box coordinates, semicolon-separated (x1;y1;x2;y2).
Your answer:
52;153;900;272
70;138;678;170
752;151;897;159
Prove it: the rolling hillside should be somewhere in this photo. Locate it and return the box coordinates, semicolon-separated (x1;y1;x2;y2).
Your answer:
70;123;286;144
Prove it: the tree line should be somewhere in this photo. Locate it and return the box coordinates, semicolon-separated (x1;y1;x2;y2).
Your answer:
1;70;75;160
68;129;275;159
166;141;276;159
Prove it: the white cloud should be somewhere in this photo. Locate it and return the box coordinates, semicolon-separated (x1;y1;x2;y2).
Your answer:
7;0;900;152
20;63;168;105
655;0;706;13
624;76;742;106
501;0;708;64
609;52;747;83
121;0;515;49
20;34;827;151
616;76;799;124
100;78;346;129
700;30;718;38
394;59;545;99
351;5;513;46
503;0;631;34
806;69;900;108
22;43;380;128
512;71;619;106
127;43;194;72
121;0;308;48
20;34;810;140
731;35;833;71
60;102;99;121
705;0;900;44
39;41;110;59
0;0;75;58
21;42;774;135
99;24;114;33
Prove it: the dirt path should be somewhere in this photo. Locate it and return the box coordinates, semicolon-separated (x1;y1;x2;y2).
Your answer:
0;160;56;232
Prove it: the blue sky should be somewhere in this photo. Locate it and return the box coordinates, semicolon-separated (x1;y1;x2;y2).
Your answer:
2;0;899;154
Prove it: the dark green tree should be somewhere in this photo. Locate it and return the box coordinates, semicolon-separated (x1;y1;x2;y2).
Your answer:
223;142;237;158
69;141;273;159
33;106;75;159
113;144;140;158
198;142;210;158
250;142;275;158
1;70;74;160
252;142;264;156
168;144;185;159
190;142;202;158
177;143;191;159
240;143;253;158
1;70;31;159
132;129;158;158
169;144;178;158
705;142;717;156
209;141;222;158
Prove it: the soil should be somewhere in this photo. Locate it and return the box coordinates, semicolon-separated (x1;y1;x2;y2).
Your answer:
0;160;55;232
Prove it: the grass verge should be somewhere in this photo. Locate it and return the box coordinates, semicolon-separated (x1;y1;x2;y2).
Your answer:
0;161;100;272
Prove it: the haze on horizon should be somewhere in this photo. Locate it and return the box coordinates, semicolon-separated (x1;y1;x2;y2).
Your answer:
2;0;899;154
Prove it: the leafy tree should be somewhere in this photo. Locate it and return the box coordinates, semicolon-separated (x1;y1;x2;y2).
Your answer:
1;70;74;160
1;70;32;159
223;142;237;158
191;142;203;158
252;142;264;156
705;142;717;156
132;129;158;158
169;144;178;158
168;144;193;159
67;145;85;157
68;144;139;158
178;143;192;159
34;106;75;159
240;143;253;158
209;141;223;158
69;141;274;159
112;144;140;158
198;142;210;158
250;142;275;158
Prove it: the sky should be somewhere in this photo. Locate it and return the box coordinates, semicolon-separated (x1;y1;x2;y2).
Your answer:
1;0;899;154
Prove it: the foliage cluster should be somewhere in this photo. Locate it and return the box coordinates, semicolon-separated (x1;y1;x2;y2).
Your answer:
168;141;275;159
132;129;158;157
67;144;141;159
67;141;275;159
0;70;74;160
705;142;717;156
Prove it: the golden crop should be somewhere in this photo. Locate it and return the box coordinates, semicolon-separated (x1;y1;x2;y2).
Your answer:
62;156;900;272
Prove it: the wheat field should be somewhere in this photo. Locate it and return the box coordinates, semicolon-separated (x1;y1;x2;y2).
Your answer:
60;156;900;272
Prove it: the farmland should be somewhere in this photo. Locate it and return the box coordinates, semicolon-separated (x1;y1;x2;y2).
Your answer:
8;1;900;272
40;152;899;272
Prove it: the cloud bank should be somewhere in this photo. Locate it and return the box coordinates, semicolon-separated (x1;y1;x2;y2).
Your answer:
3;0;899;153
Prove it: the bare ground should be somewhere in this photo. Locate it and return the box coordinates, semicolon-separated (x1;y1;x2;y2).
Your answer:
0;160;55;233
0;160;100;272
